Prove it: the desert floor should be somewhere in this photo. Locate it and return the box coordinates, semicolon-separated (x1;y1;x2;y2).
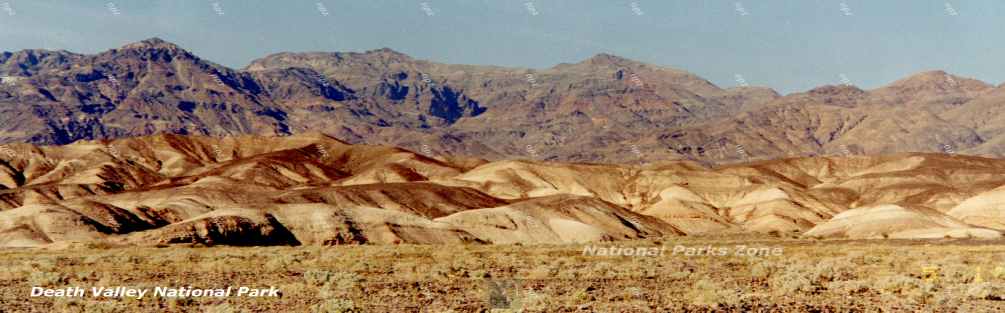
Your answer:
2;236;1005;312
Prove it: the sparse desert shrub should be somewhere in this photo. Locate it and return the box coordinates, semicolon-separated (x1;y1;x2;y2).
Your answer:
935;263;971;284
53;297;83;312
28;271;68;287
992;266;1005;280
304;270;337;286
28;257;57;271
265;255;298;271
569;287;593;303
771;269;814;294
113;254;144;265
469;269;489;279
522;290;551;310
305;270;361;292
84;241;115;250
966;283;1005;300
902;281;941;304
750;262;777;281
82;301;128;313
845;250;866;264
74;269;95;282
828;280;871;295
203;303;237;313
311;299;362;313
167;297;196;311
525;264;552;279
863;254;883;265
875;274;922;295
810;257;857;283
845;250;883;266
624;287;644;298
685;278;741;307
667;270;692;281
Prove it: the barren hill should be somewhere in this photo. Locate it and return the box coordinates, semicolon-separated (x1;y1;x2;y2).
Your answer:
1;134;1003;247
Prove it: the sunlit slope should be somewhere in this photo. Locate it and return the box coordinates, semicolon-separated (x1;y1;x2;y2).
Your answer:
1;134;1003;247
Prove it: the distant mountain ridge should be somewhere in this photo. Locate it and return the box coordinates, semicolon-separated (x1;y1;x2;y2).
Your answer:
2;38;1004;164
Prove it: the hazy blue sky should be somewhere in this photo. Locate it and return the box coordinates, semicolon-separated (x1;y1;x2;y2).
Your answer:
1;0;1002;93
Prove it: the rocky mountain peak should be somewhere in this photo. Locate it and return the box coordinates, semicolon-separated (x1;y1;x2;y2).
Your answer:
363;47;410;58
111;37;196;62
580;53;640;68
0;49;81;75
808;84;866;96
120;37;181;50
879;70;991;94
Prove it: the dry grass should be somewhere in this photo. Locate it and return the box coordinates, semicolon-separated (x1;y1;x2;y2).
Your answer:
2;236;1005;312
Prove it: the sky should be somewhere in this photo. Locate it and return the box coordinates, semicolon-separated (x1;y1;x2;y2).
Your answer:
1;0;1003;94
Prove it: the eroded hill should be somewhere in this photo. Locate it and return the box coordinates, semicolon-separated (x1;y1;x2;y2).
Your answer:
1;134;1003;247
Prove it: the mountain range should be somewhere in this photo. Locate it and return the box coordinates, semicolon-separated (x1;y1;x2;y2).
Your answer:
2;38;1004;164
